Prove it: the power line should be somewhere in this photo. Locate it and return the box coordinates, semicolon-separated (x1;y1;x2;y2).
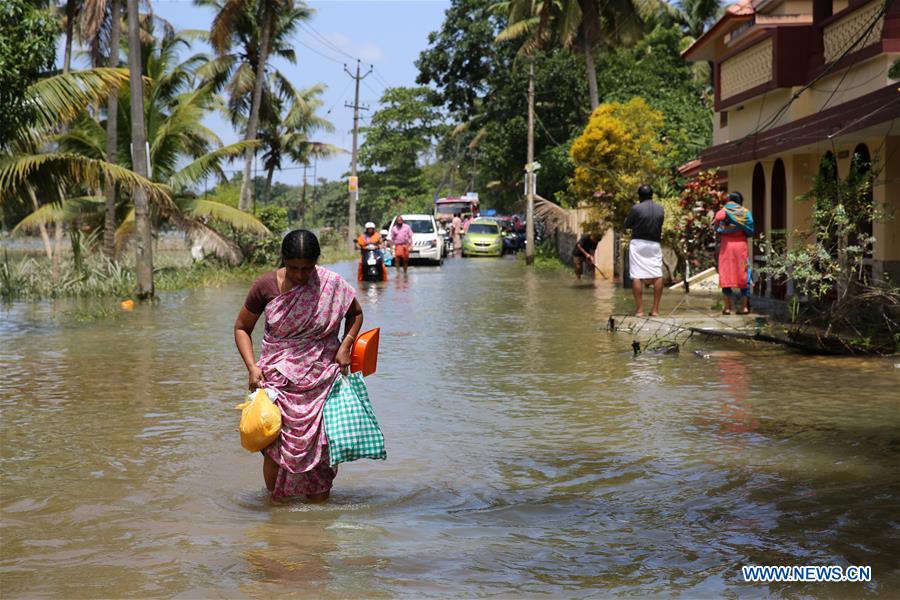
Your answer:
325;79;355;115
361;78;383;101
371;68;395;91
299;22;357;61
295;38;345;65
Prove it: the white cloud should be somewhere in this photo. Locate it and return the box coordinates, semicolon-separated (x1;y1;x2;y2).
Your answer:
318;32;386;63
357;42;385;62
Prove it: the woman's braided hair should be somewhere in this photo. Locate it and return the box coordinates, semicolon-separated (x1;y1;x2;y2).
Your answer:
281;229;321;263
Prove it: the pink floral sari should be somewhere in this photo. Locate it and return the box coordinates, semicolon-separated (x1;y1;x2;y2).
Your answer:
258;265;355;498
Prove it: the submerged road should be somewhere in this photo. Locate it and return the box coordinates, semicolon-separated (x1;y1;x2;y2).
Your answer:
2;256;898;597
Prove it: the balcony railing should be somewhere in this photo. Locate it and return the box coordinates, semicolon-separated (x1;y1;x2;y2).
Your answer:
720;38;774;102
823;0;885;63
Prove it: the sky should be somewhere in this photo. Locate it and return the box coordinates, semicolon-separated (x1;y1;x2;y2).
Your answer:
114;0;452;186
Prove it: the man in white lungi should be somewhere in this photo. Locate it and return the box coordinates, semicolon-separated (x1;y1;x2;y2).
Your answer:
624;184;665;316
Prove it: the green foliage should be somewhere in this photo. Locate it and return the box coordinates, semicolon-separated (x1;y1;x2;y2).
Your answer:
199;0;313;128
417;3;710;216
0;0;57;149
674;0;724;39
653;180;687;249
237;205;288;265
357;86;445;225
760;153;881;302
305;179;349;230
415;0;507;121
569;97;665;227
596;26;713;169
417;0;589;212
673;169;723;269
1;252;135;300
207;180;241;208
359;86;444;187
889;58;900;80
759;152;898;353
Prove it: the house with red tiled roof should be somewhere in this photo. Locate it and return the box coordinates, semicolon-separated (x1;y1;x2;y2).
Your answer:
682;0;900;294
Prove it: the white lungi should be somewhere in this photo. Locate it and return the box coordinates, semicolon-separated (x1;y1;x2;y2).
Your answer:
629;239;662;279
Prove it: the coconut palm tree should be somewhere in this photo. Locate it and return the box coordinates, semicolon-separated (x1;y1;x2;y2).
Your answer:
0;68;168;272
73;0;126;257
255;83;343;204
495;0;669;110
58;26;267;264
674;0;722;39
201;0;313;212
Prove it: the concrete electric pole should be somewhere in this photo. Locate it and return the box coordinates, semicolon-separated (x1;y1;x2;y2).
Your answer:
344;59;372;249
525;60;535;266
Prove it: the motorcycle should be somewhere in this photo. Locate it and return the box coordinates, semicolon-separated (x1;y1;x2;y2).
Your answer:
438;226;452;257
359;243;387;282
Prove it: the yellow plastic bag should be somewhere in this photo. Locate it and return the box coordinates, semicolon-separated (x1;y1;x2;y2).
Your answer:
235;388;282;452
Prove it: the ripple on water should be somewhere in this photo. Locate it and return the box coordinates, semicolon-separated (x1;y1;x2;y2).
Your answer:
2;261;899;597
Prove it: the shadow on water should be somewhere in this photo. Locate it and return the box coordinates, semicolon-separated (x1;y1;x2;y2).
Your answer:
1;256;899;597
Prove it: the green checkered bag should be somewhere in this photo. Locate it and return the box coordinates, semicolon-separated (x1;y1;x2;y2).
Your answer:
323;372;387;466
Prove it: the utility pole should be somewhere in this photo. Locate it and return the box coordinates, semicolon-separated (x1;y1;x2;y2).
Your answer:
525;59;535;266
301;163;308;222
310;157;318;224
344;59;372;249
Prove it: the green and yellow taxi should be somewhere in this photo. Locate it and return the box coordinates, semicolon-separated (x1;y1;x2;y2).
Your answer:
461;218;504;257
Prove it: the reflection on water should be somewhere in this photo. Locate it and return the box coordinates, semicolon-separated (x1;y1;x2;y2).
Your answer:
2;257;898;597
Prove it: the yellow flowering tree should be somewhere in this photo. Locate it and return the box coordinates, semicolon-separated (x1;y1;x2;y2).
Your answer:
569;97;664;229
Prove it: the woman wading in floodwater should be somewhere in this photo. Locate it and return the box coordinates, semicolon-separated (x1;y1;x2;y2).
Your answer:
234;230;363;501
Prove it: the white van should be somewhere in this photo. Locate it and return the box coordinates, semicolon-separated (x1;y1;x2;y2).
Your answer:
387;214;444;265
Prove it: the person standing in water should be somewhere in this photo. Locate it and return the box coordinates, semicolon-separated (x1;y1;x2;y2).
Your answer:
389;216;414;274
714;191;754;314
624;184;665;316
572;232;600;281
451;212;462;255
234;230;363;501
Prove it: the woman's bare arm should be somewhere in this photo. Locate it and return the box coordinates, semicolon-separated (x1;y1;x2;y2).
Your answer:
234;307;264;388
335;298;364;369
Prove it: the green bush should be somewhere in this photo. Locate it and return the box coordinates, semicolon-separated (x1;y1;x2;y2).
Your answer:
245;206;289;265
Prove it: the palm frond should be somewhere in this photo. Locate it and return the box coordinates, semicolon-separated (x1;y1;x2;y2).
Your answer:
13;196;104;233
0;153;173;210
168;140;258;189
114;207;135;250
496;18;538;42
210;0;246;54
25;68;130;136
185;199;270;236
171;214;243;265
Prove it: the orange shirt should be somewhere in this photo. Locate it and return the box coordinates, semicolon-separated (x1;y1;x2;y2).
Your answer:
357;232;382;248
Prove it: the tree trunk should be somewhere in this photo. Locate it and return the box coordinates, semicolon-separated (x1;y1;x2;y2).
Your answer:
582;35;599;111
63;0;75;74
104;0;122;259
238;2;274;212
264;164;275;205
579;2;599;111
52;218;65;283
127;0;154;299
58;0;75;279
27;187;54;263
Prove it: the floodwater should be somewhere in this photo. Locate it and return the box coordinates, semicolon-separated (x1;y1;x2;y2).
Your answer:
1;257;898;598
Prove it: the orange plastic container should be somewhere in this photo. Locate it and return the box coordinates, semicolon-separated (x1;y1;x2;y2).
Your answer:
351;328;380;376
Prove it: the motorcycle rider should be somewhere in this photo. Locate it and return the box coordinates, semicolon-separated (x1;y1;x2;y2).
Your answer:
356;222;388;281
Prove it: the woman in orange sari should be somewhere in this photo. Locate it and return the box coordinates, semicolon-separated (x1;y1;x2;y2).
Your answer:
714;191;754;315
